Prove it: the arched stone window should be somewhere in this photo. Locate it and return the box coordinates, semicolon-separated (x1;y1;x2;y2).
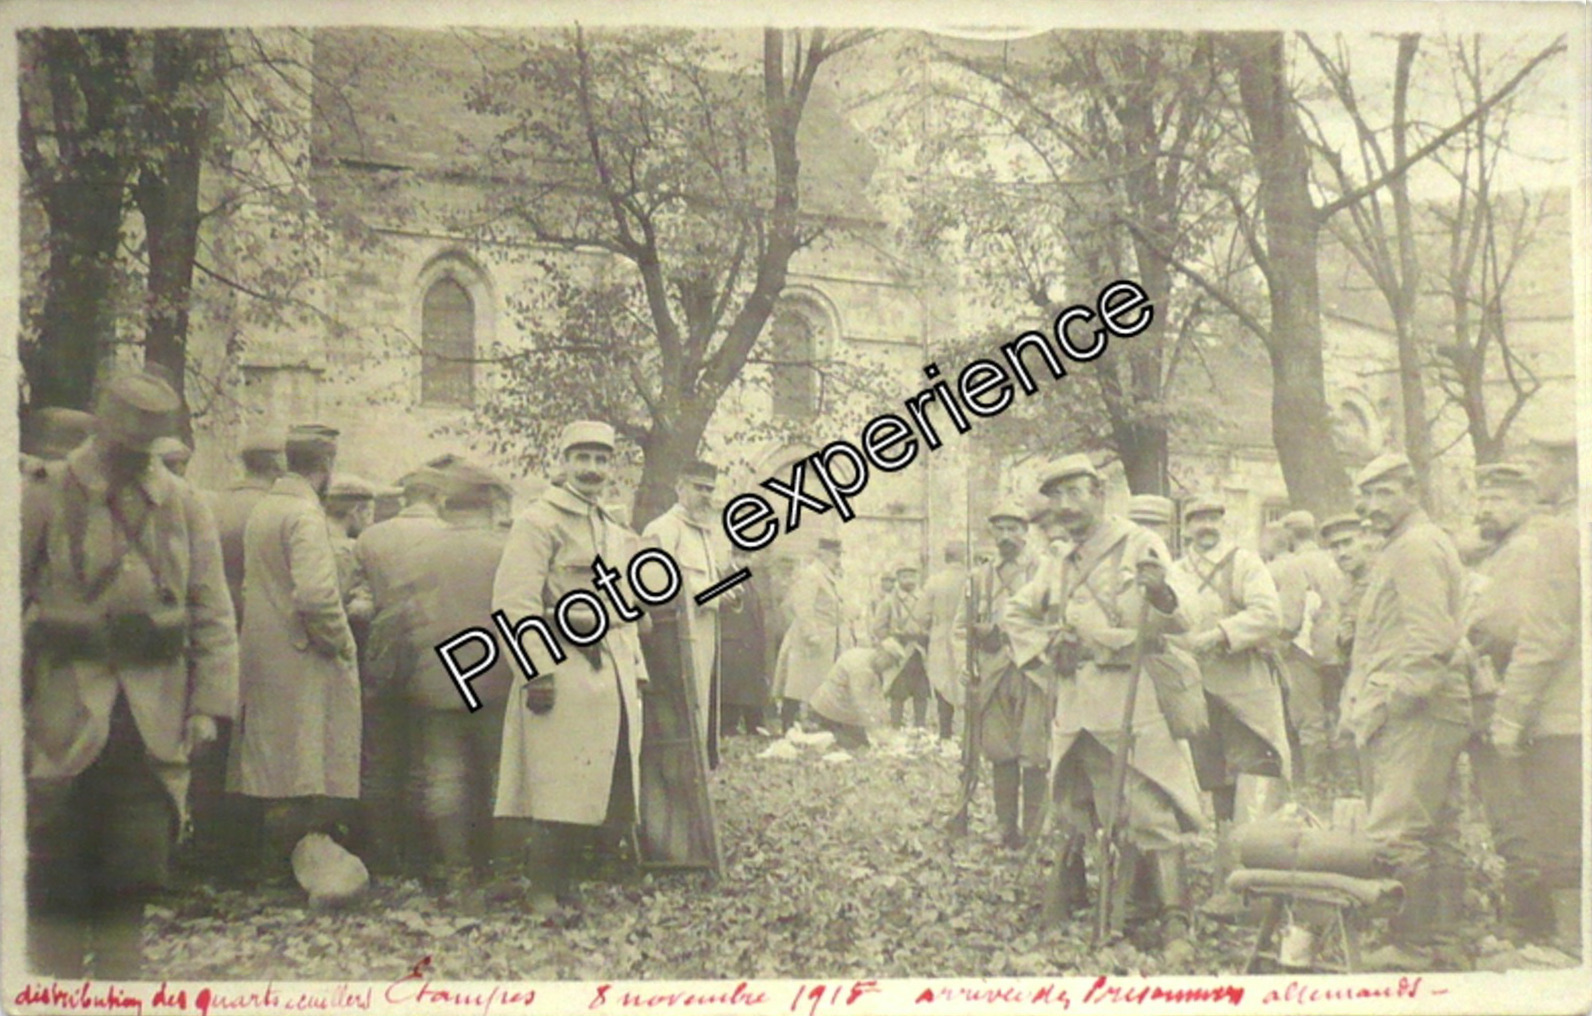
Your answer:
768;291;838;422
422;276;475;407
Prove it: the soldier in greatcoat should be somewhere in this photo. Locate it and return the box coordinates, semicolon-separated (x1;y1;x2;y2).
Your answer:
1337;453;1470;970
1004;454;1205;956
879;559;930;729
643;459;731;765
1271;510;1347;783
1169;496;1290;918
324;474;375;629
23;372;238;977
228;425;363;869
770;536;847;732
206;426;286;628
493;421;647;914
916;543;970;742
959;499;1041;848
719;546;771;737
1490;428;1582;951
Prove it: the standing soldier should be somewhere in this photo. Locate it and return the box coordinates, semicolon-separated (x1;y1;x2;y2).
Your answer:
390;461;515;887
771;537;847;733
642;459;730;765
1004;455;1204;957
1169;496;1290;919
324;475;375;630
718;546;770;738
879;560;930;729
1271;510;1346;783
961;499;1042;848
493;421;647;914
869;572;896;642
208;427;286;627
228;425;362;872
1490;428;1581;953
1338;453;1469;971
1322;514;1378;666
1462;461;1547;941
22;372;238;977
917;543;970;743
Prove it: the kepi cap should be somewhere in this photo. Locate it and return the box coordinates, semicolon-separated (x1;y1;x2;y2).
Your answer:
987;498;1031;525
1476;461;1536;491
1182;495;1226;521
21;407;96;460
1354;452;1413;489
441;460;512;499
680;459;718;484
557;420;616;455
326;474;375;500
95;372;180;453
1127;494;1175;526
1038;453;1099;492
1318;513;1362;543
1281;510;1317;533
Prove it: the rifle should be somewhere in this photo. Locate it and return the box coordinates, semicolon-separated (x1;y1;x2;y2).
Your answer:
947;564;982;836
1092;592;1154;947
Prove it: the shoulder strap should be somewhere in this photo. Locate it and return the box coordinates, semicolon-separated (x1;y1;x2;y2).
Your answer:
1071;531;1132;626
1192;547;1239;615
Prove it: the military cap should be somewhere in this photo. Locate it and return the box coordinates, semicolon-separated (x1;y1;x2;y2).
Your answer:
21;407;96;460
441;459;512;498
397;466;447;493
1127;494;1175;525
557;420;616;454
1318;513;1362;543
987;498;1031;525
1525;421;1577;454
1354;452;1413;489
1182;495;1226;521
681;459;719;483
1476;461;1536;490
326;474;376;500
817;536;843;552
877;637;909;662
240;425;287;454
286;424;340;455
1281;509;1317;533
1038;453;1099;492
95;372;180;452
894;558;921;575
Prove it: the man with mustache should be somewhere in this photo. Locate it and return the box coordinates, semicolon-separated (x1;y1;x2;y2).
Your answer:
1170;496;1289;920
1338;453;1469;971
493;421;646;914
22;372;237;978
960;499;1042;849
1004;455;1204;958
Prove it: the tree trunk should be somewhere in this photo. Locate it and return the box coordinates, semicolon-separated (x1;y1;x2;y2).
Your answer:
1231;33;1351;515
30;190;124;410
1387;35;1432;502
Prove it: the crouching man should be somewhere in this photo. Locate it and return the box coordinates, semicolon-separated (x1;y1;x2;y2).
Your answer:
808;639;910;750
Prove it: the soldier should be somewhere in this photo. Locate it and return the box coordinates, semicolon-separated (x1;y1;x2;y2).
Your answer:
1338;453;1469;970
879;559;930;729
643;459;730;765
960;499;1042;848
1490;428;1581;951
325;474;375;629
917;542;969;743
869;572;896;640
208;426;286;628
493;421;647;914
1321;513;1376;665
1271;510;1346;783
1170;496;1290;919
22;372;237;977
808;640;911;750
1462;461;1547;941
228;424;362;874
1127;494;1177;551
771;537;847;733
718;546;771;738
385;461;516;885
1004;454;1204;956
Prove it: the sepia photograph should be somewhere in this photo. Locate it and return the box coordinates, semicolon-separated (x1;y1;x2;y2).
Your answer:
1;1;1587;1013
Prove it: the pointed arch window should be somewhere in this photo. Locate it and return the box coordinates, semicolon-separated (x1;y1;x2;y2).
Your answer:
422;276;475;407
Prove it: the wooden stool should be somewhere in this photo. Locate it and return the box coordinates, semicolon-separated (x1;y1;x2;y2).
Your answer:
1228;868;1403;974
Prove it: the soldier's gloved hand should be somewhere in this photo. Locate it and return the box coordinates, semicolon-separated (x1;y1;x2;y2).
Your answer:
1135;556;1176;613
1188;627;1227;656
524;676;556;714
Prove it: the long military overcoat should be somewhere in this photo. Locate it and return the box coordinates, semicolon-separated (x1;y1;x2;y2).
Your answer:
771;559;847;705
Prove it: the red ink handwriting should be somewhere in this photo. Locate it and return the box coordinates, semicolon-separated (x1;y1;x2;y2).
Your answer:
789;981;880;1016
589;982;769;1009
1260;976;1428;1006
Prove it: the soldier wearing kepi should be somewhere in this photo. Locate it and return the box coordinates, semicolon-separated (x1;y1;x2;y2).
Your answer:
207;426;286;629
1338;453;1470;971
493;421;647;914
643;458;731;766
1126;494;1177;549
1169;496;1290;919
228;425;363;872
771;536;847;732
1004;454;1205;957
960;499;1042;848
22;372;238;978
1490;427;1582;953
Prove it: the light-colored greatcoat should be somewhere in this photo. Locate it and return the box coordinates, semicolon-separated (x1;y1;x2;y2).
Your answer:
493;485;646;826
23;443;239;820
206;476;272;627
228;473;361;799
916;564;969;707
771;559;846;704
642;504;727;734
1171;538;1292;779
356;504;447;689
1003;516;1205;831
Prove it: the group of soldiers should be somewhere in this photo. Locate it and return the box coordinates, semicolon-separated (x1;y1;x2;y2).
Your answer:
17;366;1583;979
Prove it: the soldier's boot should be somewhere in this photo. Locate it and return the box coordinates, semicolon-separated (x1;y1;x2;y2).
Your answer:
1152;848;1197;966
523;822;573;916
88;901;146;980
1040;834;1091;926
1367;868;1439;971
1020;766;1049;846
1199;821;1247;921
1301;742;1333;792
992;762;1022;849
